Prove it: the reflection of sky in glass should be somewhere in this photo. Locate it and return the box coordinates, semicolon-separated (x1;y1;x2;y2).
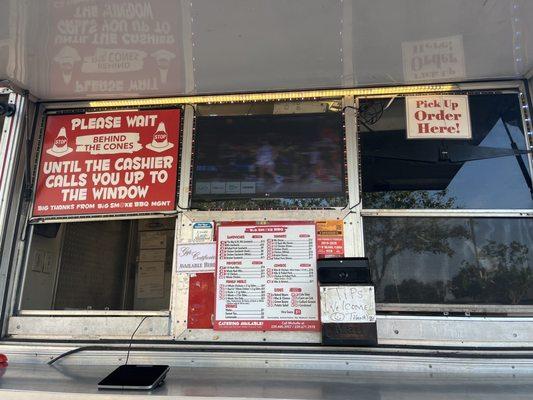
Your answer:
446;120;533;209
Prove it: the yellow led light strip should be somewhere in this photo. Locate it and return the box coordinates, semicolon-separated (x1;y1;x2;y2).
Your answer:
89;84;458;107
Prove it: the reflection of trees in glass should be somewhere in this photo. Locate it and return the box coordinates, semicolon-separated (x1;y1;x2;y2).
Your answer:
191;196;348;210
365;217;469;294
364;190;467;300
451;240;533;305
364;189;459;209
384;279;446;303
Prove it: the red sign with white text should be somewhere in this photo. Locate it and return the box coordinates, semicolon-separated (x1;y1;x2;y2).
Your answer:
32;109;180;218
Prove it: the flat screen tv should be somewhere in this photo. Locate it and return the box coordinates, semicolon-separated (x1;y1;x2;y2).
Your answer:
192;113;345;200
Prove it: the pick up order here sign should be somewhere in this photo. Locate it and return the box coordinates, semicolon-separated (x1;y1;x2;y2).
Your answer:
406;95;472;139
32;109;180;218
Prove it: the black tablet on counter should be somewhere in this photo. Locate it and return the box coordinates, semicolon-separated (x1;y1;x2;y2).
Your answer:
98;365;170;390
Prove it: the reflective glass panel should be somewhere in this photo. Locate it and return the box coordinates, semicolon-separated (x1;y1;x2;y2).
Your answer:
364;217;533;305
360;94;533;209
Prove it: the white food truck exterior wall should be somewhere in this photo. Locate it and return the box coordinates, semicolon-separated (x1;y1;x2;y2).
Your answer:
0;81;533;369
0;89;27;338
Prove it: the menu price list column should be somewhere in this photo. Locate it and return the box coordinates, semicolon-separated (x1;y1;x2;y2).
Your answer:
214;223;319;331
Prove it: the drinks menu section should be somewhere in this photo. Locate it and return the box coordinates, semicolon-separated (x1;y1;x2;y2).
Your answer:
214;222;319;331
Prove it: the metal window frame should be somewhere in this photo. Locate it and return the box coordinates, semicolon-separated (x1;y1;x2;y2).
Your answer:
0;88;28;338
357;80;533;314
5;80;533;346
7;101;178;339
171;98;351;343
27;105;184;225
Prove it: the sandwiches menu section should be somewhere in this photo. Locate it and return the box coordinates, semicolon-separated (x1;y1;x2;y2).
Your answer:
215;222;319;331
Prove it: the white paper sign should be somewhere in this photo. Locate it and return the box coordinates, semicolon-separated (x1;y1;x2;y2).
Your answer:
320;286;376;323
402;35;466;82
214;222;319;331
176;242;216;273
192;222;214;243
406;95;471;139
136;261;165;299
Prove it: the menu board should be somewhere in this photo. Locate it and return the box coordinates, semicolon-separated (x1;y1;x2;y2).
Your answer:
214;222;319;331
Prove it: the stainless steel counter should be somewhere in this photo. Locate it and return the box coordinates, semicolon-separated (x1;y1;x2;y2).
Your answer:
1;363;533;399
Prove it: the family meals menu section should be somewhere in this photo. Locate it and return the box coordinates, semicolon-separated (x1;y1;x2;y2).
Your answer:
214;222;319;331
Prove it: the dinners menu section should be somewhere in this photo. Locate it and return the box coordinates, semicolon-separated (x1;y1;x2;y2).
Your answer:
214;222;319;331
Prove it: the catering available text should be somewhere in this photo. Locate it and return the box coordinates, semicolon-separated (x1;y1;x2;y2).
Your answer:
214;222;320;331
32;109;180;218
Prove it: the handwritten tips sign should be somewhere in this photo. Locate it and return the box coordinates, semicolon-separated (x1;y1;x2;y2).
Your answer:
406;95;471;140
320;286;376;323
32;109;180;218
215;222;319;331
176;242;216;274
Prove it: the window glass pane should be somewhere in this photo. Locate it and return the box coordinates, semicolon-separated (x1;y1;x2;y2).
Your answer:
21;218;175;311
191;101;347;210
54;220;130;310
360;94;533;209
364;217;533;305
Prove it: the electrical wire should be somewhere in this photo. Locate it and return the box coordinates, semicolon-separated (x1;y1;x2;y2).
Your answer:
47;317;152;366
47;345;109;365
342;101;385;126
339;196;362;220
176;204;199;212
182;103;197;113
124;316;150;365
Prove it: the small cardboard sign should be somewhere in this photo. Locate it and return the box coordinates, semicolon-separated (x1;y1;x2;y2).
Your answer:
320;286;376;323
192;222;214;243
406;95;471;140
316;220;344;259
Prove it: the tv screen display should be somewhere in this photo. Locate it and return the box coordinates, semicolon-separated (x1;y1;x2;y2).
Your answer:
192;113;345;200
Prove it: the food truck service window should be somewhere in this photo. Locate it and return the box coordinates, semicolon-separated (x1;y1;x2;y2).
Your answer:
190;101;347;210
359;92;533;310
19;107;181;314
21;218;175;311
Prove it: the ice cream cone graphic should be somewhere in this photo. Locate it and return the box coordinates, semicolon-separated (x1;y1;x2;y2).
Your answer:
159;66;169;84
146;122;174;153
54;46;81;85
46;127;73;158
151;50;176;84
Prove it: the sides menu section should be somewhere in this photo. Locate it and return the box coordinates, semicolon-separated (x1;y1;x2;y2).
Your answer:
214;222;319;331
